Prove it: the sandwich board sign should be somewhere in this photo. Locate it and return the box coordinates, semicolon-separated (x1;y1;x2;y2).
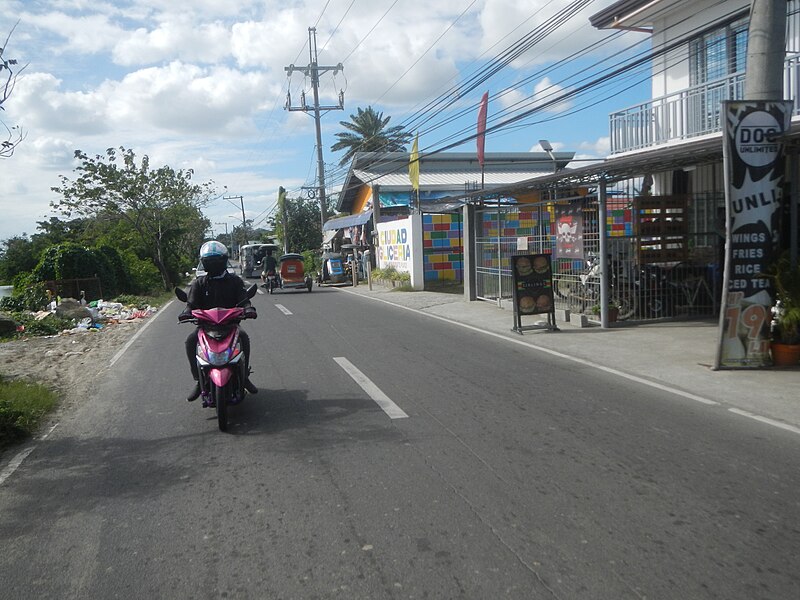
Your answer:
511;254;557;334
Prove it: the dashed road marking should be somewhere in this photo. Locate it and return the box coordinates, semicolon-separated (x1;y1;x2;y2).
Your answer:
275;304;292;315
340;289;800;438
334;357;409;419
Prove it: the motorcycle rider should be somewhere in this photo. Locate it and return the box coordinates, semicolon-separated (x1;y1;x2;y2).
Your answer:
260;248;278;285
180;241;258;402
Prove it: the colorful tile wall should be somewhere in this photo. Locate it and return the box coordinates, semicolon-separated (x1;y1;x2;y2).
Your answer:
423;214;463;282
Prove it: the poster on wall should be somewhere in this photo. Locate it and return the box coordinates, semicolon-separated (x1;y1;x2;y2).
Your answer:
555;204;584;259
715;100;792;369
512;254;557;333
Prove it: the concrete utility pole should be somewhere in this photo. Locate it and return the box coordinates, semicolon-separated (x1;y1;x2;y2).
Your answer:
285;27;344;231
744;0;786;99
224;195;246;247
745;1;796;267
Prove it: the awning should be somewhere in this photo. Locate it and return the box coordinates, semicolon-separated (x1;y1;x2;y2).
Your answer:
322;210;373;231
322;229;338;246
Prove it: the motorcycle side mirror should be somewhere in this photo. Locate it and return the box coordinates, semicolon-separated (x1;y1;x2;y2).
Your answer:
174;287;188;302
246;284;258;299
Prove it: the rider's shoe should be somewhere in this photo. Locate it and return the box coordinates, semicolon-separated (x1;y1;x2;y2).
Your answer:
187;381;201;402
244;379;258;394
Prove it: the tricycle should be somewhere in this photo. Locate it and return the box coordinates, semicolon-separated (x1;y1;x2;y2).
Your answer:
317;251;349;285
270;253;313;293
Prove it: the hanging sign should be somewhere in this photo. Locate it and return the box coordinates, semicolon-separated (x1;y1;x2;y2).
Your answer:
555;203;584;258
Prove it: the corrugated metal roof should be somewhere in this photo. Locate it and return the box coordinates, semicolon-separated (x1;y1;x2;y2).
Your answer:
352;168;554;189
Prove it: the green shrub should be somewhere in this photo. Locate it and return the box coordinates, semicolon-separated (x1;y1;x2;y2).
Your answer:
0;376;58;448
1;312;75;339
6;274;50;311
32;242;121;296
121;250;162;295
302;250;321;275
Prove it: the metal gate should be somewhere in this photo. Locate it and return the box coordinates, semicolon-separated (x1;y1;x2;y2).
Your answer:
474;205;554;305
474;196;721;321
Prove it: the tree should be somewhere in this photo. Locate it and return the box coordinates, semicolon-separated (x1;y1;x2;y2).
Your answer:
0;235;38;283
0;22;26;158
51;147;213;290
330;106;413;167
268;194;322;253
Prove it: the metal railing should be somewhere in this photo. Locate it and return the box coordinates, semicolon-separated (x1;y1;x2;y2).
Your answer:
609;54;800;154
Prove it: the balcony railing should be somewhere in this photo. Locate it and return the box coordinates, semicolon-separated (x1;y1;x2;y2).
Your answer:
609;54;800;154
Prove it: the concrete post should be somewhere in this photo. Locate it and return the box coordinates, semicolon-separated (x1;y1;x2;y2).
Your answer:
598;179;610;328
744;0;786;100
463;203;477;301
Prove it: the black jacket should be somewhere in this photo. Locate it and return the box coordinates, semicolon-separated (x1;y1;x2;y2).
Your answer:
185;272;252;310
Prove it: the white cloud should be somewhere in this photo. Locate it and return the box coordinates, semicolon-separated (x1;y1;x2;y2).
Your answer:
0;0;634;240
113;19;232;66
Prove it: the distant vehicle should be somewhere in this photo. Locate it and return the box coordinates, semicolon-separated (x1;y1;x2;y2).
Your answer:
240;243;280;279
195;260;236;279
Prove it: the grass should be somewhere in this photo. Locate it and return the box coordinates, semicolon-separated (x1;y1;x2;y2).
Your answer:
0;375;58;450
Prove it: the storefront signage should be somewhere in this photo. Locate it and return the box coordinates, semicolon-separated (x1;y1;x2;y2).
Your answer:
512;254;556;333
378;226;412;266
555;204;584;258
716;100;791;368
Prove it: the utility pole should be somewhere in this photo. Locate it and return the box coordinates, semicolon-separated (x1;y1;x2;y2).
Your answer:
278;186;289;254
285;27;344;231
216;222;232;253
744;0;786;100
224;195;246;250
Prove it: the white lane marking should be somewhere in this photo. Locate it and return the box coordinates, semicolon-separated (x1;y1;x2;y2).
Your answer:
728;408;800;435
108;299;172;368
342;290;721;408
344;291;800;437
0;447;34;486
41;423;59;439
275;304;292;315
256;288;265;295
3;304;172;485
333;357;409;419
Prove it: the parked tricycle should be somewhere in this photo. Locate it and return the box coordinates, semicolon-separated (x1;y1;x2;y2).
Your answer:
317;251;349;285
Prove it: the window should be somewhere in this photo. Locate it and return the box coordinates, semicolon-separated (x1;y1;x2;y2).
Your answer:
690;19;748;85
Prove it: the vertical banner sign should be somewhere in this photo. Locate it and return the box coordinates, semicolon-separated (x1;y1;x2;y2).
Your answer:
716;100;791;369
512;254;555;333
555;203;584;258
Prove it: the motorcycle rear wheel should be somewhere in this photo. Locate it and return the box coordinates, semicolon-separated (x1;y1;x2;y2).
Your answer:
213;385;229;432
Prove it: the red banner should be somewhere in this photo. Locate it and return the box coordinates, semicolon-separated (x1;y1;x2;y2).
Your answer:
476;91;488;167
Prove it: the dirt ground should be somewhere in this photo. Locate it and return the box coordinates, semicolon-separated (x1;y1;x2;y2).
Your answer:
0;316;154;425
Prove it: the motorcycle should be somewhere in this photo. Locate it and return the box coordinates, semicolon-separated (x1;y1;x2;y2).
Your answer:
175;284;258;431
555;254;638;320
262;268;280;294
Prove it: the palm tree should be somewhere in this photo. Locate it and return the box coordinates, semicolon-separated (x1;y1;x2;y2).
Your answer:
331;106;413;166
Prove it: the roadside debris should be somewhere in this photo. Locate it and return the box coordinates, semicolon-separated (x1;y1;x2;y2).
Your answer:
2;297;159;338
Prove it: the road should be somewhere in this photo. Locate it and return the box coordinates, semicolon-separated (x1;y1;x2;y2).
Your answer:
1;282;799;599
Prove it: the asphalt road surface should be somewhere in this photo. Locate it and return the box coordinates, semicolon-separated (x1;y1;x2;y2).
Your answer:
1;283;799;599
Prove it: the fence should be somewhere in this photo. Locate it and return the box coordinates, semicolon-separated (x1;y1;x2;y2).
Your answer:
44;277;104;302
474;195;722;322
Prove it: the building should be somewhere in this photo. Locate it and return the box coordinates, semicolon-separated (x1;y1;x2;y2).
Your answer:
328;151;574;285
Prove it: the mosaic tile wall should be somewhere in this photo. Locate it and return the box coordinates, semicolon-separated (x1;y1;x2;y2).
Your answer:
423;214;463;281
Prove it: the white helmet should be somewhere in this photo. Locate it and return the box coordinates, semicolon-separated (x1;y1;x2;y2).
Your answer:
199;241;228;276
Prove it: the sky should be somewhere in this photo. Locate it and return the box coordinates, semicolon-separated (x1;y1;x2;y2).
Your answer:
0;0;651;242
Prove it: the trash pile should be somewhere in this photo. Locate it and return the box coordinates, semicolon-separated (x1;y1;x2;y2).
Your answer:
20;297;159;336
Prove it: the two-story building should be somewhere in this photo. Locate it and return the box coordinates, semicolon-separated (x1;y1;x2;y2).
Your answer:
437;0;800;327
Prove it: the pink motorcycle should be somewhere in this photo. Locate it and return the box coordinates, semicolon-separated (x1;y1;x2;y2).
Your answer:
175;285;257;431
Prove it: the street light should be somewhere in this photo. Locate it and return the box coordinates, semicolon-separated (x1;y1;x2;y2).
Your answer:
539;139;557;173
